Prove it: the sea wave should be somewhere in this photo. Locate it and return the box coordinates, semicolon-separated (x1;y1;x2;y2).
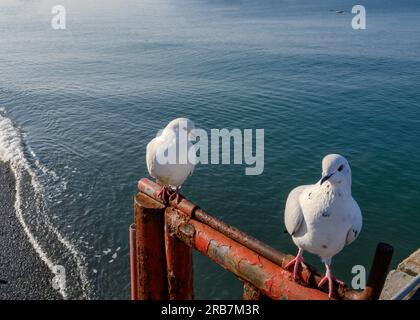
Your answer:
0;107;93;299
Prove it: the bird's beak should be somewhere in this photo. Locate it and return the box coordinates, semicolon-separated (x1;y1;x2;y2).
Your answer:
320;173;334;185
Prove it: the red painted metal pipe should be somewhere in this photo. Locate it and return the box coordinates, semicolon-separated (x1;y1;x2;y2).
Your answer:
134;192;168;300
135;178;393;300
138;178;197;215
129;224;138;300
193;208;361;298
194;209;292;267
137;178;343;297
183;218;331;300
138;179;292;266
165;207;194;300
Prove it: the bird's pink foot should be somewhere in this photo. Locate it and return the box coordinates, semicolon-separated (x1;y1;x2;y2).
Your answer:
318;264;345;299
285;248;307;281
157;186;172;203
169;190;181;204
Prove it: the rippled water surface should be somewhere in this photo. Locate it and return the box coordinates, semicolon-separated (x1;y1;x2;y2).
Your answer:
1;0;419;299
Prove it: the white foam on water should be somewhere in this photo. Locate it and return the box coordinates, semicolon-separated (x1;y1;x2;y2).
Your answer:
26;142;68;194
0;108;93;299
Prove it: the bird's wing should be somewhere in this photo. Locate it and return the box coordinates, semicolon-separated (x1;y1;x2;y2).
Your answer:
146;138;158;178
284;185;308;236
345;199;362;245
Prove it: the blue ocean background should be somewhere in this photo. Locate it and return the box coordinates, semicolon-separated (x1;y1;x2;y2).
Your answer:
0;0;419;299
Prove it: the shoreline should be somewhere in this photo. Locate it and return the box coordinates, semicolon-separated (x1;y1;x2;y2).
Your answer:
0;161;61;300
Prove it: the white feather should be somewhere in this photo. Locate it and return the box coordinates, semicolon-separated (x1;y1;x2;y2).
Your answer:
284;154;362;261
146;119;196;188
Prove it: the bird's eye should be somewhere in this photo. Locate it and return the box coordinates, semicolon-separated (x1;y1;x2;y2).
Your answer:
338;164;344;172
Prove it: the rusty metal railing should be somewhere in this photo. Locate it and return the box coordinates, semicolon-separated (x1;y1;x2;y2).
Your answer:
129;178;394;300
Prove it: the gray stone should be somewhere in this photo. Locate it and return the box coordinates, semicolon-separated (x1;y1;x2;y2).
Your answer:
380;270;415;300
397;249;420;277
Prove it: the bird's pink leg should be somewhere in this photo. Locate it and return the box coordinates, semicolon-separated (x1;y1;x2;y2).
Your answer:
318;263;345;299
169;187;181;204
285;248;307;281
157;186;172;203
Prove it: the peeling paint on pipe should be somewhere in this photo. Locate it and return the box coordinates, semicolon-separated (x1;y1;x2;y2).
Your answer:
184;218;331;300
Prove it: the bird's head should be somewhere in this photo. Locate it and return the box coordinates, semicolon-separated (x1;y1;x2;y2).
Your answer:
320;154;352;188
164;118;197;139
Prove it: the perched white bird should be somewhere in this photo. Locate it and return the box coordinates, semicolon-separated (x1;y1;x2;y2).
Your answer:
146;118;197;203
284;154;362;298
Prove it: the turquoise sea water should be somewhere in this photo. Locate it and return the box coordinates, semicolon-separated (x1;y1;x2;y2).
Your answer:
0;0;419;299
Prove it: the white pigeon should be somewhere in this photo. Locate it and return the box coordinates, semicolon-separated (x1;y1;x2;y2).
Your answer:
146;118;197;203
284;154;362;298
